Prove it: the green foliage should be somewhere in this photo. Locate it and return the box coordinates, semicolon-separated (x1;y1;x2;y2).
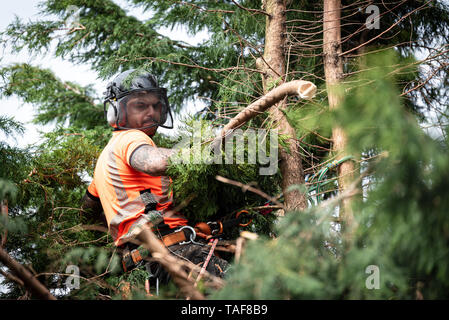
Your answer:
0;64;104;129
0;115;24;138
0;179;16;202
213;51;449;299
0;0;448;300
166;118;281;230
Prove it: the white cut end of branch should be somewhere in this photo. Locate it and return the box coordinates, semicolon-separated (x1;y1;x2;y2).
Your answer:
297;81;317;100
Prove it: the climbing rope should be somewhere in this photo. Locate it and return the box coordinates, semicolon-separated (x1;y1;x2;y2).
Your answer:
194;238;219;287
307;155;355;204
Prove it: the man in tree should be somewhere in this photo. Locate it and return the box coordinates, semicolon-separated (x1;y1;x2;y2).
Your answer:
81;69;228;291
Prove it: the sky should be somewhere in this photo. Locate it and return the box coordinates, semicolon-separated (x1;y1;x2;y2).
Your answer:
0;0;103;147
0;0;208;148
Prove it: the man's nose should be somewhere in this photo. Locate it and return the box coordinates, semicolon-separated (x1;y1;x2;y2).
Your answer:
145;105;157;117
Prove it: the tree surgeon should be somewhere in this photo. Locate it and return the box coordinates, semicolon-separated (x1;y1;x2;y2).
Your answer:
81;70;228;293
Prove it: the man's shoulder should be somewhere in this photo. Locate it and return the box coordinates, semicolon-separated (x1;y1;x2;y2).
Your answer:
114;128;147;137
113;129;155;145
108;130;156;164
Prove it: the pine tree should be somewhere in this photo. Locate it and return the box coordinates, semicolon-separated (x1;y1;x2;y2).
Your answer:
213;50;449;299
0;0;448;299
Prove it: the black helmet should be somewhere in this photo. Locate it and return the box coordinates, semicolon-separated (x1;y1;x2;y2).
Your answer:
103;69;173;130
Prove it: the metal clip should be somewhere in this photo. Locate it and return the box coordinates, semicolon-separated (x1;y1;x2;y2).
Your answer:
177;226;196;245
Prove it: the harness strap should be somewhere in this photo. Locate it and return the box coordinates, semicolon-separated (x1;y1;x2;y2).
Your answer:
122;227;195;272
121;215;241;272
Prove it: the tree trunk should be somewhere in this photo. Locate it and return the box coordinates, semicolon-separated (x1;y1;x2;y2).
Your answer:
323;0;355;230
257;0;308;213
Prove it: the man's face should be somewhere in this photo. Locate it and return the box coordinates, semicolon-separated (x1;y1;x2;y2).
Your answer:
124;92;163;136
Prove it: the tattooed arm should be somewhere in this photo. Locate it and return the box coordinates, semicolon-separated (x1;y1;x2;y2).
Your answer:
129;144;176;176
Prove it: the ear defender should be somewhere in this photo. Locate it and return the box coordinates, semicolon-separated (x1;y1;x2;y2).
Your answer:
104;99;119;128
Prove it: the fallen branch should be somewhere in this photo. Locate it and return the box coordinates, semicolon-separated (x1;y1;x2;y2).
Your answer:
0;247;57;300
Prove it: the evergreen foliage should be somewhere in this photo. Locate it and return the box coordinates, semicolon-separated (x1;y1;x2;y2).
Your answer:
0;116;24;202
213;51;449;299
166;118;281;227
0;0;448;300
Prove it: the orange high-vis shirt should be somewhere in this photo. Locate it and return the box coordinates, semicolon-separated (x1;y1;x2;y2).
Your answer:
87;129;187;246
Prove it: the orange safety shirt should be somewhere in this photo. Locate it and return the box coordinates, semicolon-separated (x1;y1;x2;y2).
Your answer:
87;129;187;246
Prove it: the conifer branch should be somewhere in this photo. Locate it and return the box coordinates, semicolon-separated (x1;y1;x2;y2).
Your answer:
339;0;432;57
0;247;57;300
174;1;235;14
117;56;265;75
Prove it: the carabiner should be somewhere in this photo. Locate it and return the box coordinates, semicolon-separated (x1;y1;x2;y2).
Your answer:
177;226;197;245
236;210;253;227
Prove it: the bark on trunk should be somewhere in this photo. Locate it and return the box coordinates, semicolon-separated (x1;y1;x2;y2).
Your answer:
257;0;308;213
323;0;355;229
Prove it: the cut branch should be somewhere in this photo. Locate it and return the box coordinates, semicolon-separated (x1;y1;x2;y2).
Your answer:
224;80;316;134
215;175;284;207
213;79;316;147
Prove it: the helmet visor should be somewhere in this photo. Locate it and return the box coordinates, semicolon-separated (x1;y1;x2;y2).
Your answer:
117;89;173;130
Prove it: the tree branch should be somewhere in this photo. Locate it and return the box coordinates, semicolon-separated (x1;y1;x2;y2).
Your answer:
0;247;57;300
213;79;317;146
0;269;24;287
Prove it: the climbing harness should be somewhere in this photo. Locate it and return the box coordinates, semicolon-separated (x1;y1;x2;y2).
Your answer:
120;208;269;295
